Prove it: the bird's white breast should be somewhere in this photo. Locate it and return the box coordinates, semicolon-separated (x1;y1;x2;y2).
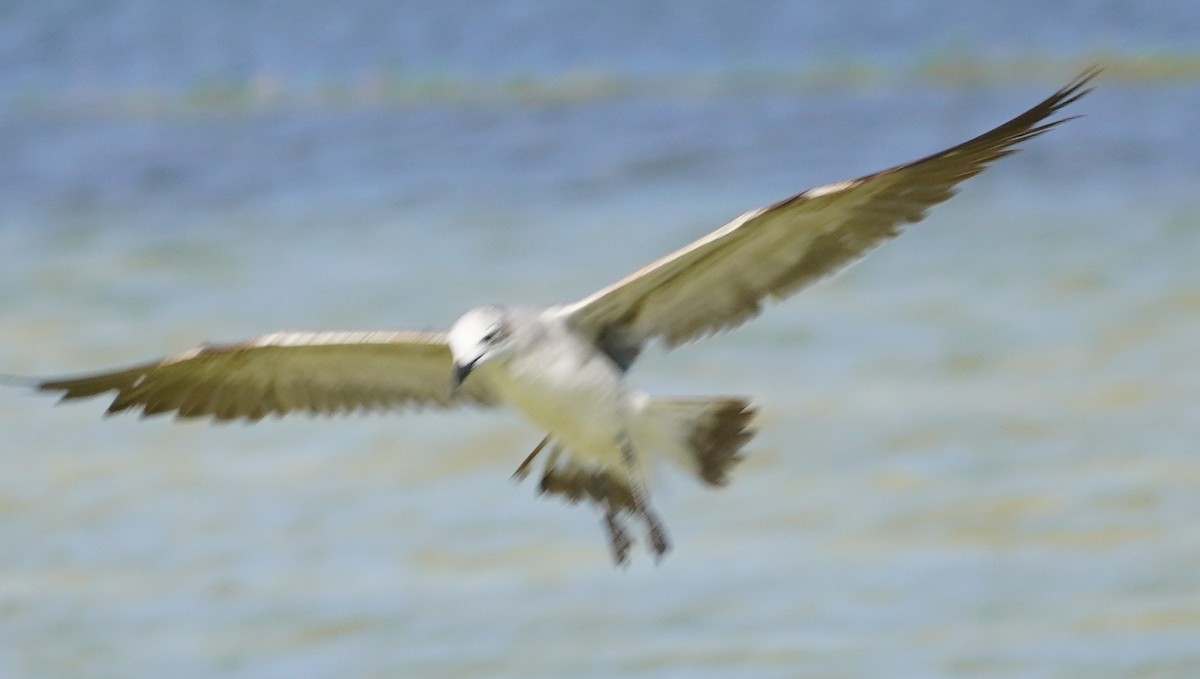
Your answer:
484;326;632;466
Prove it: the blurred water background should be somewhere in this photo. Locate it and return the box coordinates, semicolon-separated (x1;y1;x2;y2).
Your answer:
2;1;1199;677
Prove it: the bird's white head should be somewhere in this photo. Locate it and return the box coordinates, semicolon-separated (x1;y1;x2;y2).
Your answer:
447;305;517;388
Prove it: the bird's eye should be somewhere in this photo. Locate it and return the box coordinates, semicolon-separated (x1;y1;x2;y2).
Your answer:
482;326;502;343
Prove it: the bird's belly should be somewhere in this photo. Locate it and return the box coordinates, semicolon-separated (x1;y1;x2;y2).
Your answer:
488;355;630;465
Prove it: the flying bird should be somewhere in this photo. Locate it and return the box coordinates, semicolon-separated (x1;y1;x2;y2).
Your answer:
20;71;1096;565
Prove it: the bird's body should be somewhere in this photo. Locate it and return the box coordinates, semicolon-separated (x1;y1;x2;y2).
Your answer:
14;71;1098;565
470;307;633;467
446;305;753;558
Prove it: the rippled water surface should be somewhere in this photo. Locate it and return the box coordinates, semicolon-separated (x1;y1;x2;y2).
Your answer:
2;2;1199;678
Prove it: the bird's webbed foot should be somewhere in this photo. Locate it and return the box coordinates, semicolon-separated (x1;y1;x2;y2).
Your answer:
641;508;671;562
603;506;633;566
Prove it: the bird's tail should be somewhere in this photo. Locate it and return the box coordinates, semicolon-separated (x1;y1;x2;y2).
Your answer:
633;398;756;486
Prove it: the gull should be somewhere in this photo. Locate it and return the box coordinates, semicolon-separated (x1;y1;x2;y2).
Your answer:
17;71;1095;565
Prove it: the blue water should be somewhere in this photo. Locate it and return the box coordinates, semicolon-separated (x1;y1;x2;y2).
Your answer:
2;2;1199;678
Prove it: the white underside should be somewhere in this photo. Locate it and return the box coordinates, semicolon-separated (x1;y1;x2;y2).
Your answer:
484;338;639;469
464;310;703;481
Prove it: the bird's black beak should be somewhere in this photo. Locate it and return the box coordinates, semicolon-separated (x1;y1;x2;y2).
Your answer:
452;357;479;390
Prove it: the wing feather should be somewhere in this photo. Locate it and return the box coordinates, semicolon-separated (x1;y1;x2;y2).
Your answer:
562;69;1098;358
37;330;497;421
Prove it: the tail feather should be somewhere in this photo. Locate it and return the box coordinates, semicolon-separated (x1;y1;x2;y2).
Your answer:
638;398;756;486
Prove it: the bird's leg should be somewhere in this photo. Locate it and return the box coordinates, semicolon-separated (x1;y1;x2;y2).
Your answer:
618;433;671;562
643;507;670;561
633;497;669;563
511;436;551;481
603;503;633;566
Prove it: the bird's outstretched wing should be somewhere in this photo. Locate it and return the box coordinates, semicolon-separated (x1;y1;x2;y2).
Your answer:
562;69;1097;364
36;331;498;421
